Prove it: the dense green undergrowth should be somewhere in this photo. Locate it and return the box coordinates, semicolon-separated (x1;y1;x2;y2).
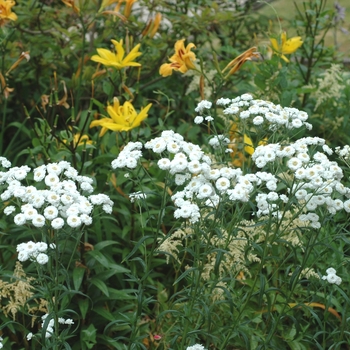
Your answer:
0;0;350;349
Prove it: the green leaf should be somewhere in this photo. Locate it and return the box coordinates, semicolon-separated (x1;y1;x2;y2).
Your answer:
94;240;119;251
81;324;97;350
90;277;109;297
93;306;115;322
78;299;90;320
73;267;85;291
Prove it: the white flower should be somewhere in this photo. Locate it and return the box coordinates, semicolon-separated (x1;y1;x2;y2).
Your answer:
195;100;212;113
45;173;60;187
27;332;33;341
215;177;230;192
4;206;15;215
194;116;204;124
36;253;49;265
24;207;38;220
65;319;74;325
32;214;46;228
18;250;29;262
80;214;93;225
80;182;94;193
167;141;181;154
157;158;171;170
129;191;147;203
186;344;206;350
326;267;336;275
170;158;188;174
252;116;264;125
36;242;48;252
287;157;303;171
47;163;63;175
102;204;113;213
67;215;81;228
61;195;74;207
175;174;188;186
46;191;60;205
32;194;45;208
33;165;46;181
154;140;168;154
44;206;58;220
51;217;65;229
322;267;342;285
187;160;202;174
14;213;26;225
216;97;231;105
197;184;213;199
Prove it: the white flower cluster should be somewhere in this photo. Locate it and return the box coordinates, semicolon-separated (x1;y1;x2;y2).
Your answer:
16;241;53;265
252;137;350;226
0;336;3;349
111;141;142;169
39;314;74;339
208;135;230;149
322;267;342;285
0;159;113;230
129;191;147;203
218;94;312;131
186;344;207;350
194;100;212;113
335;144;350;160
111;95;350;228
141;130;281;223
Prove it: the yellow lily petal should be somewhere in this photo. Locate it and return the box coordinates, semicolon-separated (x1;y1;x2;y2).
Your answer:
131;103;152;127
159;63;174;77
283;36;303;54
91;39;142;70
269;32;303;62
244;134;255;156
90;98;152;134
160;39;197;77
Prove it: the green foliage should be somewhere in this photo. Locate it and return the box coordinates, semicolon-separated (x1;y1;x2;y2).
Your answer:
0;0;349;349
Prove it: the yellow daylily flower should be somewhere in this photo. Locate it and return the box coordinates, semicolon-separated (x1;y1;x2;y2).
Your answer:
229;123;267;167
270;32;303;63
91;39;142;70
61;129;94;148
0;0;17;27
159;39;196;77
90;98;152;136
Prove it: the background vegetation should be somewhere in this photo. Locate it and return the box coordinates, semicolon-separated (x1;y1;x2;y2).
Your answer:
0;0;349;349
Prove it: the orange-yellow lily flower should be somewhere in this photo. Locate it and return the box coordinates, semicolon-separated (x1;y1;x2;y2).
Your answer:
91;39;142;70
124;0;137;18
0;0;17;26
159;39;196;77
222;47;260;78
90;97;152;136
270;32;303;63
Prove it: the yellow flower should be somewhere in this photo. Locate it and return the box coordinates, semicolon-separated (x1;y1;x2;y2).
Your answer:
124;0;137;18
61;0;80;14
270;32;303;63
229;123;267;166
0;0;17;26
91;39;142;69
72;133;93;147
222;47;260;78
159;39;196;77
90;97;152;136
